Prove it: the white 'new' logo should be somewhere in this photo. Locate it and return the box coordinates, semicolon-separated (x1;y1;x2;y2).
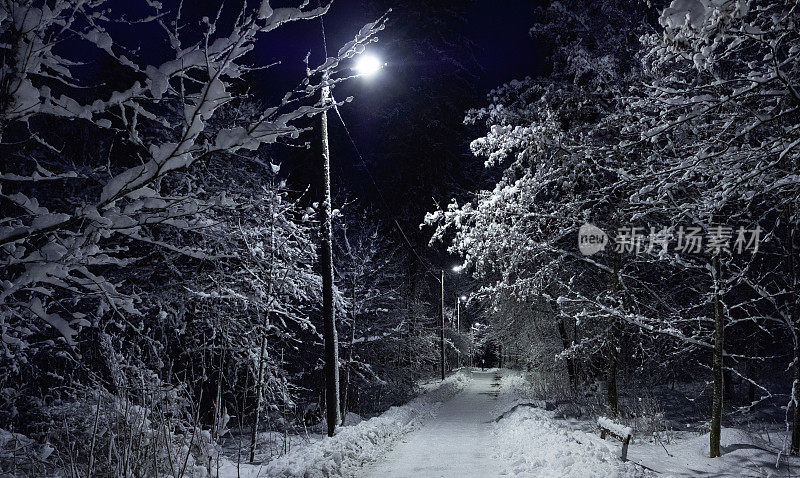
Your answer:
578;223;608;256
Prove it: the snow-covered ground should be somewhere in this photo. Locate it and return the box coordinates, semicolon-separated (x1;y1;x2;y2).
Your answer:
215;371;469;477
491;371;800;478
630;427;798;477
358;369;652;477
489;371;654;478
215;369;800;477
357;369;505;477
491;404;652;477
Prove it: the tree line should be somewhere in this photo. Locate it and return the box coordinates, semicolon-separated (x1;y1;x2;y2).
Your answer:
426;0;800;458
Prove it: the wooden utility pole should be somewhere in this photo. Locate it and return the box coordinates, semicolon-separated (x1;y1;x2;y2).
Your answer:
319;81;340;437
456;298;460;368
456;299;460;332
440;269;445;381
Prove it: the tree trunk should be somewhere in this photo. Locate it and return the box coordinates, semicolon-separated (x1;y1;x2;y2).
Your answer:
792;340;800;455
556;317;577;388
499;344;503;369
320;84;340;437
606;329;619;417
213;348;224;439
249;336;266;462
710;254;724;458
251;198;277;458
607;255;621;417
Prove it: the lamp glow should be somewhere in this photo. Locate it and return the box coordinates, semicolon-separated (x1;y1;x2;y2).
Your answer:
460;295;467;301
353;54;382;76
452;265;462;272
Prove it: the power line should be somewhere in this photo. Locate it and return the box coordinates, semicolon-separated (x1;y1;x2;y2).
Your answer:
318;7;444;283
330;98;443;283
318;1;329;58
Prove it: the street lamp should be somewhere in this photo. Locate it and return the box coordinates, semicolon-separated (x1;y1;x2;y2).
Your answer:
455;295;467;368
456;295;467;331
353;54;383;76
318;51;383;437
439;269;445;381
438;264;464;380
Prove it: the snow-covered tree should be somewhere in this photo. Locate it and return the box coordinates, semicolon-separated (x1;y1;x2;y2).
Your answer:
425;0;659;415
0;0;387;471
633;0;800;456
334;210;414;417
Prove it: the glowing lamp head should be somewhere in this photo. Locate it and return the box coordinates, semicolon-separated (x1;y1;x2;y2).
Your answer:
460;295;467;302
353;54;383;76
452;265;462;273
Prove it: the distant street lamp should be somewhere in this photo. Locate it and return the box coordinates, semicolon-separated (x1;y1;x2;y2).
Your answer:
438;265;463;380
319;53;384;437
456;295;467;332
439;269;445;381
456;295;467;367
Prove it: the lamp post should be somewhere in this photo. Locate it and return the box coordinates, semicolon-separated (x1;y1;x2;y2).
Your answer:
456;295;466;368
457;295;466;332
440;269;445;381
318;77;339;438
318;54;383;437
437;265;464;380
470;323;476;369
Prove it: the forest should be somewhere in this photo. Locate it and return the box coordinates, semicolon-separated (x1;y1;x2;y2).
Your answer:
1;0;799;476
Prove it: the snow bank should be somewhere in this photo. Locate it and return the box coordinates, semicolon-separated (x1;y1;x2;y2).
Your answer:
492;405;653;477
220;371;470;478
496;370;534;397
631;426;800;477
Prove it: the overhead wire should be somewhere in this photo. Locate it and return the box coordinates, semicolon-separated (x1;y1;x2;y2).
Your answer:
330;98;444;283
316;7;445;283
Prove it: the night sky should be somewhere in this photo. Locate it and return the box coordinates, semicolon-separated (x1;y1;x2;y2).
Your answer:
96;0;544;223
254;0;543;224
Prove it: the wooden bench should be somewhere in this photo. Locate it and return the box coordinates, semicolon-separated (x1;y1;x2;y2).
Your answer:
597;417;632;462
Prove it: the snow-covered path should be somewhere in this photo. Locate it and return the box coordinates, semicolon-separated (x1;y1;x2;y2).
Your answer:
358;369;503;478
357;369;655;478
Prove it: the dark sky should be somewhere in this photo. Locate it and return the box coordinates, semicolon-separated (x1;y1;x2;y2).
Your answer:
86;0;544;253
92;0;542;143
251;1;543;217
94;0;543;201
255;0;541;99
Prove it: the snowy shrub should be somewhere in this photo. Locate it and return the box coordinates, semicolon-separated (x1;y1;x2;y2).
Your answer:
623;394;672;440
0;428;52;476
